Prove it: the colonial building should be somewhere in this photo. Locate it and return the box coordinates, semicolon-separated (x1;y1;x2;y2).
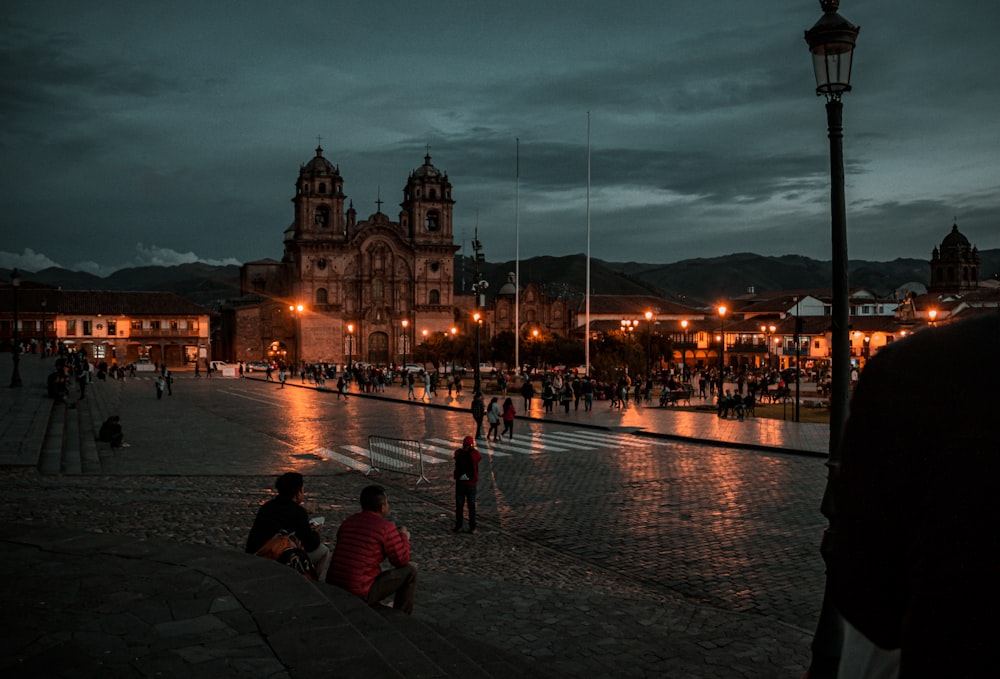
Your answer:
0;282;211;368
224;147;460;367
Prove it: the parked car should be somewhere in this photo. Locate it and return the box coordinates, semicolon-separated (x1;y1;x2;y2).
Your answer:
437;364;467;375
403;363;424;374
245;361;269;372
477;363;497;375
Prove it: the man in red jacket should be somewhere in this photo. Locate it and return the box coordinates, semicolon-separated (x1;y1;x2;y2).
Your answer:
453;435;482;534
326;485;418;614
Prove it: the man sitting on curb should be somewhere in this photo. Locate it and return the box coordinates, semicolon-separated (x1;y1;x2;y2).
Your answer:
326;484;418;615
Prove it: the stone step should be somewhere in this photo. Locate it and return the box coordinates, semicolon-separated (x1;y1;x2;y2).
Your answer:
312;580;553;678
39;401;65;475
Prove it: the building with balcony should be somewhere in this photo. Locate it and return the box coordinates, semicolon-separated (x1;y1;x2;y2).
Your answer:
0;283;212;368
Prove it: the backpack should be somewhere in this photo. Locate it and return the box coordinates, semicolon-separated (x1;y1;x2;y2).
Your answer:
254;530;317;580
454;448;475;482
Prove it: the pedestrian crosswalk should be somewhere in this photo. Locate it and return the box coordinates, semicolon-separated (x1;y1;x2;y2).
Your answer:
310;429;668;471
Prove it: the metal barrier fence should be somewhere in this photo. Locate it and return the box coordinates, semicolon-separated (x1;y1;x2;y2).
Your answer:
367;435;430;486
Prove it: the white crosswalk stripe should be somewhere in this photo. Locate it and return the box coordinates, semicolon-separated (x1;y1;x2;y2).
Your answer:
314;447;372;472
314;430;661;470
547;430;667;448
426;438;511;457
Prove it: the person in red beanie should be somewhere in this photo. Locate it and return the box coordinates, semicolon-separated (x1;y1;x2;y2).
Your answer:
453;435;481;534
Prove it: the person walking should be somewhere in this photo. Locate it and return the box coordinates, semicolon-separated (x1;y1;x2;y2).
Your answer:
165;368;173;395
471;392;486;439
452;436;481;534
520;378;534;412
486;396;501;441
155;375;165;400
501;397;516;440
582;376;594;412
336;374;349;400
406;371;416;400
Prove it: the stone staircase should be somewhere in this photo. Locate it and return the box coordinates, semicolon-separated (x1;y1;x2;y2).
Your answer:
38;375;121;475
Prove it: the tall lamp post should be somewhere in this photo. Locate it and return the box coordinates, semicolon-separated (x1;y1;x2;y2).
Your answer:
9;269;23;388
346;323;354;373
928;308;938;327
717;305;727;392
760;324;776;370
40;298;47;359
620;319;636;376
805;1;860;676
473;312;483;394
471;231;487;395
680;320;689;378
644;311;653;377
401;319;409;370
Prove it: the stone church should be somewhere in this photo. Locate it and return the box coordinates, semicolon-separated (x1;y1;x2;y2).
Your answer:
223;146;460;367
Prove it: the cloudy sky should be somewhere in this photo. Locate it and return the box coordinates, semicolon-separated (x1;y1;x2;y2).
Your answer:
2;1;998;277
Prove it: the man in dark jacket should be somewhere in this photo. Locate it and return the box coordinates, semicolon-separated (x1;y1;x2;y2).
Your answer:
245;472;330;577
453;436;482;534
828;313;999;677
471;392;486;439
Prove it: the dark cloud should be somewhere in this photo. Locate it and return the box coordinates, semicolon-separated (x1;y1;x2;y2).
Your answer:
1;1;997;275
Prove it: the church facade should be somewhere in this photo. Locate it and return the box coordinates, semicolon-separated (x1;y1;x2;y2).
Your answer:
224;147;460;368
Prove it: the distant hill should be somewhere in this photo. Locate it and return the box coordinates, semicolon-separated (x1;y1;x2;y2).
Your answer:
8;249;998;310
25;263;242;309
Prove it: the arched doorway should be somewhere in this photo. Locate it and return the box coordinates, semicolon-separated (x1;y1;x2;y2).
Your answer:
368;332;388;365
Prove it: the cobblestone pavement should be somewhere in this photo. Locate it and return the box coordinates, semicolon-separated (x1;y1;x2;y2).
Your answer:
0;362;828;677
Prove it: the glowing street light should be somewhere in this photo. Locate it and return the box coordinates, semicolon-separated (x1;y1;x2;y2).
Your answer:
401;319;409;369
346;323;354;372
805;4;862;669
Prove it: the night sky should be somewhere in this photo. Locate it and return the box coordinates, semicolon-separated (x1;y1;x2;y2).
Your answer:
2;1;997;276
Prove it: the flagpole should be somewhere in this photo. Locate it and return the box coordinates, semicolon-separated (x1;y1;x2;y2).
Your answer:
514;138;521;378
585;114;591;376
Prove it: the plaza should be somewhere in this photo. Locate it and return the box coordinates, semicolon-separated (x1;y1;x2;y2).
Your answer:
2;356;831;677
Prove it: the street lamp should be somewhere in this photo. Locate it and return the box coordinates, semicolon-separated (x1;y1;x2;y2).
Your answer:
531;328;539;374
761;323;776;370
401;319;409;370
422;329;429;369
680;319;689;378
645;311;653;377
928;308;938;326
473;312;482;394
620;319;636;376
346;323;354;373
9;269;22;387
717;305;727;391
40;298;47;359
805;1;860;675
287;303;305;369
450;326;457;372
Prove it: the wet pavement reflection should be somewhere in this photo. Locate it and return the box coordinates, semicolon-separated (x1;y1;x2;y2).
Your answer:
99;375;827;630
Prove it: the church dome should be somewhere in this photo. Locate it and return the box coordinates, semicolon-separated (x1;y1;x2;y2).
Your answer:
940;223;970;249
300;146;339;178
410;154;442;179
497;272;518;296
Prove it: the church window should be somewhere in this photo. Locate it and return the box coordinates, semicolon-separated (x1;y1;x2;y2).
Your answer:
429;289;440;305
316;258;327;270
425;210;440;231
430;262;440;273
316;288;328;304
319;182;326;194
315;205;330;227
374;279;384;300
429;188;437;199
